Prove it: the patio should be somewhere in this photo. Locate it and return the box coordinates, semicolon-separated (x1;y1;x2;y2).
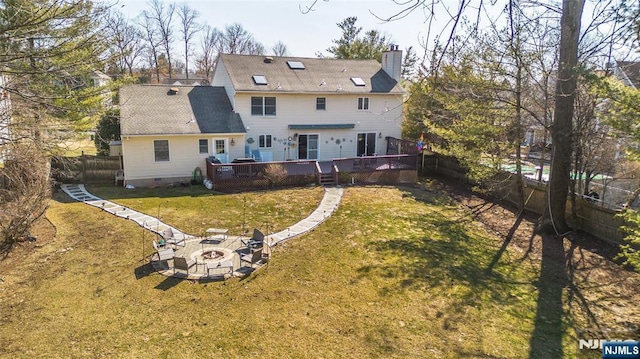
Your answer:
150;234;270;280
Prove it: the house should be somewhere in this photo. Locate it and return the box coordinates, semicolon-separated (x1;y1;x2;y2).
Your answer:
162;78;210;86
119;47;404;187
614;60;640;89
90;70;112;88
119;86;245;186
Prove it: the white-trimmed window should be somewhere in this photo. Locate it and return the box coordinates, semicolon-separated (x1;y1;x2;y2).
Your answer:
259;135;272;148
251;96;276;116
316;97;326;110
199;139;208;154
154;140;169;162
357;97;369;110
214;139;226;154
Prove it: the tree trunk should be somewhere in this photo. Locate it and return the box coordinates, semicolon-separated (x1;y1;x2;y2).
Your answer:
541;0;585;234
185;41;189;79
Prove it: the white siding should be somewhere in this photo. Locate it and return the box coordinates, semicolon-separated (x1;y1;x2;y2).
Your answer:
211;59;237;109
235;92;403;161
122;134;246;185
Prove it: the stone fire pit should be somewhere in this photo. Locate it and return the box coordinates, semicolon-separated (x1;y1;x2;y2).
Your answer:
190;247;234;265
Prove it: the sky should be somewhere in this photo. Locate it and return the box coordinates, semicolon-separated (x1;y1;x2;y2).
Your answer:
122;0;438;59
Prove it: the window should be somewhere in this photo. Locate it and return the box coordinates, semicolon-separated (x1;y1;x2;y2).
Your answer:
214;139;226;154
351;77;366;86
154;140;169;162
199;139;208;154
259;135;272;148
251;96;277;116
357;97;369;110
252;75;268;85
287;61;306;69
316;97;326;110
251;97;263;115
264;97;276;116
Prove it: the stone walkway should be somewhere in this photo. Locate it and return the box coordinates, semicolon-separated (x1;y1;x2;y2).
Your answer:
60;184;344;280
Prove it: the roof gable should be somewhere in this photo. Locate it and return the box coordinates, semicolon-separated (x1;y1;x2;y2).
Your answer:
616;61;640;89
218;54;403;94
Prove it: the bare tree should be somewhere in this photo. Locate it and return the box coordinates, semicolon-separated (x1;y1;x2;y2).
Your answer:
272;41;289;56
138;12;162;82
177;3;202;79
196;25;221;80
220;23;265;55
147;0;176;78
104;10;143;76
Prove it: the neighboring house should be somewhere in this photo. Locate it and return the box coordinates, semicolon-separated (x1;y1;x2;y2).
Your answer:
119;47;404;186
614;60;640;89
610;61;640;160
90;70;111;88
162;78;210;86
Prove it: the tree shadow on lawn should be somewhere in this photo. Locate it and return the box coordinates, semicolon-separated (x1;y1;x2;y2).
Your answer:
356;212;535;357
361;186;640;358
355;203;631;358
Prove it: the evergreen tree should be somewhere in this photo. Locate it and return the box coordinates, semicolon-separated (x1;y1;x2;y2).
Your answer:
0;0;116;252
326;16;390;61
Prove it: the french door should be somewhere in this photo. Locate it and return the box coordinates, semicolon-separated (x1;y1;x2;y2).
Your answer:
357;133;376;156
298;134;319;160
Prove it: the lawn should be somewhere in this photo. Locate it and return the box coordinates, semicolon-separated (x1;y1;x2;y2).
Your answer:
0;182;635;358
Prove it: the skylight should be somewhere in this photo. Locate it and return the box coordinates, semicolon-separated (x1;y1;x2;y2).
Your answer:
252;75;268;85
350;77;366;86
287;61;306;69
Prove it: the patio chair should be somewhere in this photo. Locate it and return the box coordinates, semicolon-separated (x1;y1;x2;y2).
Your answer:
161;227;185;247
151;247;174;268
240;248;263;267
241;228;264;250
173;256;197;275
115;169;124;187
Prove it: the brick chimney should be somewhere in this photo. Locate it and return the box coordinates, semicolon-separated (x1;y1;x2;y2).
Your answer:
382;44;402;81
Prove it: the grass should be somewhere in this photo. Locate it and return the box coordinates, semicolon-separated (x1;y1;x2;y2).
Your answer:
59;135;97;157
0;183;625;358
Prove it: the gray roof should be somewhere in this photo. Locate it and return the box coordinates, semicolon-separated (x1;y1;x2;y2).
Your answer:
161;78;210;86
120;85;245;136
616;61;640;89
218;54;403;94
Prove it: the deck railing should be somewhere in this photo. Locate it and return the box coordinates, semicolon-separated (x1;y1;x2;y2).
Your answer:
206;154;418;191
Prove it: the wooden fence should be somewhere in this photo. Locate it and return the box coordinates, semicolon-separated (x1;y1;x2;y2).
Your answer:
51;155;122;184
421;153;627;245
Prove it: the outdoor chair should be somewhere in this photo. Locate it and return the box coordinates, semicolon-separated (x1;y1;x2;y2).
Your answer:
115;169;124;187
241;228;264;250
161;227;185;247
240;248;263;267
173;256;197;275
152;247;174;268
